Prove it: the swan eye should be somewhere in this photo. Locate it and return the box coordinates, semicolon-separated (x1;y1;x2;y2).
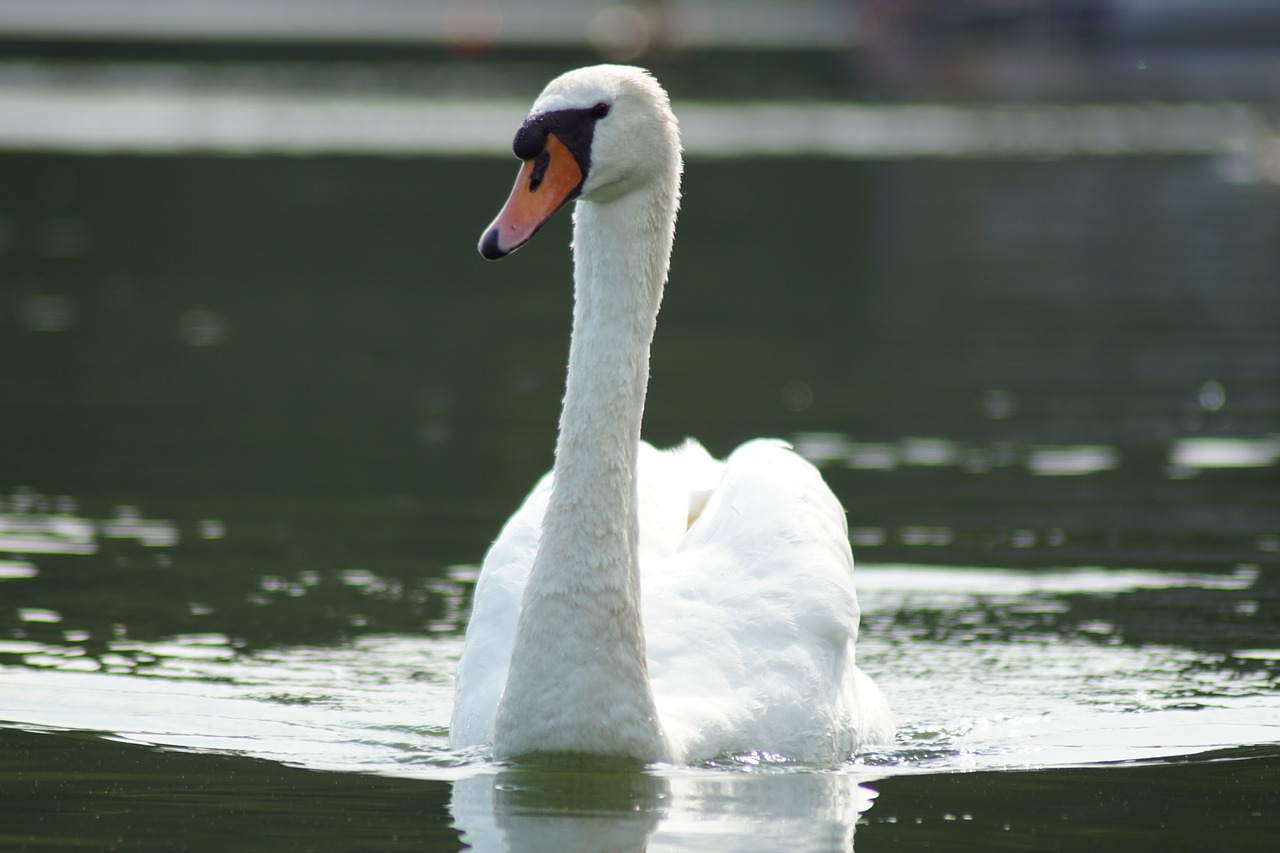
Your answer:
528;149;550;191
591;102;610;120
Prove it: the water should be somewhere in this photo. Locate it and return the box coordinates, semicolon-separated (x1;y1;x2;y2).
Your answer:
2;84;1279;847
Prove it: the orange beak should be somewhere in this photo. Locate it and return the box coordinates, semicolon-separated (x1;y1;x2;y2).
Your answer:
479;132;585;260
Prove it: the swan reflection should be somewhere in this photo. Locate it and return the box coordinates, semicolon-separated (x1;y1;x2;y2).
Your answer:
451;762;879;853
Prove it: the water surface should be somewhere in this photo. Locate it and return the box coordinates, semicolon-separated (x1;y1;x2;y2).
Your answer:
2;104;1278;848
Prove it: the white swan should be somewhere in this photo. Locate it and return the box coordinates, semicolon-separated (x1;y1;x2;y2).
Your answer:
450;65;893;764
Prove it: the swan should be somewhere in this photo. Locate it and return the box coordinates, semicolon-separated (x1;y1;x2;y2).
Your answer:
450;65;893;764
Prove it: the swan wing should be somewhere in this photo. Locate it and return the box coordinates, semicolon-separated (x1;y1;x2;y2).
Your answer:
641;439;893;763
449;471;551;748
451;440;894;759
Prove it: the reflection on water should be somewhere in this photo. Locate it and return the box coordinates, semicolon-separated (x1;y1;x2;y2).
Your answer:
794;431;1131;477
791;426;1280;568
453;763;668;853
797;431;1280;479
0;490;182;554
453;764;879;853
0;558;37;579
1025;444;1120;476
858;566;1279;766
1;634;457;775
1170;435;1280;471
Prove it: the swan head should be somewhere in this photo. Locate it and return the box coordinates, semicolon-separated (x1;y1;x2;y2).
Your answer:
479;65;681;260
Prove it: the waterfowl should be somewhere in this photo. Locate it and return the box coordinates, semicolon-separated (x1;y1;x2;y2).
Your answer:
450;65;893;764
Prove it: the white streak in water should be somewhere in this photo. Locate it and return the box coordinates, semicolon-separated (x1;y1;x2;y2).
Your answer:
0;74;1265;158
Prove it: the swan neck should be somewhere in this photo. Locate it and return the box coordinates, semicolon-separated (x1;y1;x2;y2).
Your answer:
553;190;675;570
494;184;676;762
558;196;669;488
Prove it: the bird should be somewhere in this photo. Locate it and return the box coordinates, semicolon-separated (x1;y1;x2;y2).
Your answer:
449;65;893;765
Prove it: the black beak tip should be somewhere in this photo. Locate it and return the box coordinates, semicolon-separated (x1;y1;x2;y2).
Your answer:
479;228;508;261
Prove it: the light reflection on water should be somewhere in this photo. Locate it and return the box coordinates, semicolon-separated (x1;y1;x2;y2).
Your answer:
3;467;1277;794
0;558;38;579
2;565;1275;776
856;566;1278;766
452;762;879;853
3;562;1278;848
792;430;1280;479
1;635;458;775
1170;435;1280;470
0;492;184;555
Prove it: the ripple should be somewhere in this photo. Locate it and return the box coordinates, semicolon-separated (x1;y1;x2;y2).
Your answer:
2;564;1275;785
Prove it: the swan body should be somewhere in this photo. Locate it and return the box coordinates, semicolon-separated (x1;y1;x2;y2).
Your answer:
450;65;893;764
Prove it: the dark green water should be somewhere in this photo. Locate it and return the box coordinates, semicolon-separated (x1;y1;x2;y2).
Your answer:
2;148;1279;849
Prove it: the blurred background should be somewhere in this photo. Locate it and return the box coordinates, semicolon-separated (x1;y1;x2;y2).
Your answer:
1;1;1278;848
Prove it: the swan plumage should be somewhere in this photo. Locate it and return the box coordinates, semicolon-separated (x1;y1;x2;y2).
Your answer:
450;65;893;764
